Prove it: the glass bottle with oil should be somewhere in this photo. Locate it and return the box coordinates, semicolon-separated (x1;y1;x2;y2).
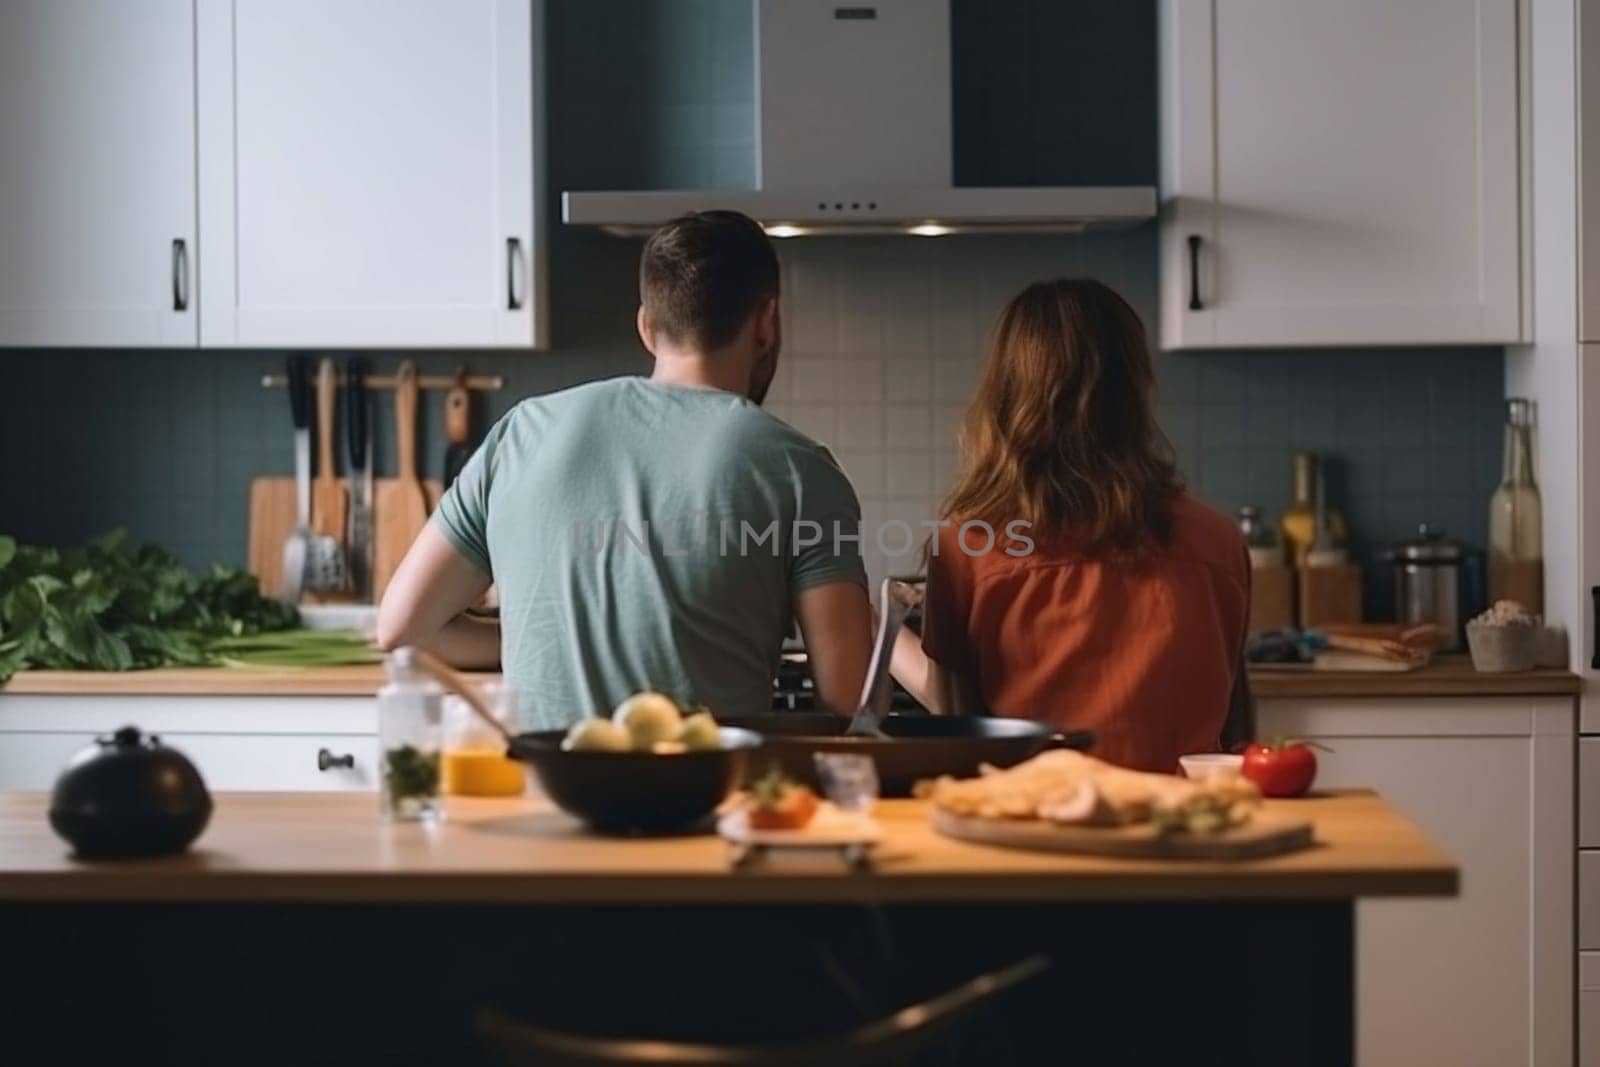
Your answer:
1488;398;1543;612
1278;452;1347;567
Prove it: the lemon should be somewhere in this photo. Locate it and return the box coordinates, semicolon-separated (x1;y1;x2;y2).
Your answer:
561;717;631;752
613;691;683;750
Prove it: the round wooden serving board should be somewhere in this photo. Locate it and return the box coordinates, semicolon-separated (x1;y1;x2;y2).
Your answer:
930;807;1315;861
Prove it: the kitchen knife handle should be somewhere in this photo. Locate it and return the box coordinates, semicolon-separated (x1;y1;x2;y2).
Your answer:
444;373;470;445
171;238;189;311
285;356;310;430
345;357;368;472
507;237;524;310
1186;234;1203;311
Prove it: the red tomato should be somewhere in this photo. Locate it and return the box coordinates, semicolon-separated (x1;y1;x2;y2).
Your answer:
1241;740;1319;798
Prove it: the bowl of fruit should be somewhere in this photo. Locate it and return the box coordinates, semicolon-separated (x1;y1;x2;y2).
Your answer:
507;692;762;834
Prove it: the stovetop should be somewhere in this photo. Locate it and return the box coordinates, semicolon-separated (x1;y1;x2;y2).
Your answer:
771;651;920;712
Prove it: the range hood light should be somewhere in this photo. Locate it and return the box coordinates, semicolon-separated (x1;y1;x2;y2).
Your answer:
763;223;807;238
906;223;953;237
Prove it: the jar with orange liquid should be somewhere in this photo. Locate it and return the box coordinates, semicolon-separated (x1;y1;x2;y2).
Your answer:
440;684;526;797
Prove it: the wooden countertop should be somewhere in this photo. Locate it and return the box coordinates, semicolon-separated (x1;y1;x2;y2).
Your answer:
0;665;393;696
0;790;1456;905
1248;655;1581;699
1;656;1582;699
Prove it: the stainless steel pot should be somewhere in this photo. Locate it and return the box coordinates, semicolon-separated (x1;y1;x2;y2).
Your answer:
1388;524;1480;651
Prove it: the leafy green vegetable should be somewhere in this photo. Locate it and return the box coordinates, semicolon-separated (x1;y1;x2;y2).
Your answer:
0;531;301;682
211;629;379;668
383;744;441;804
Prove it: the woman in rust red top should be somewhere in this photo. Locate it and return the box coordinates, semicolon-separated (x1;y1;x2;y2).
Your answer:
892;279;1251;773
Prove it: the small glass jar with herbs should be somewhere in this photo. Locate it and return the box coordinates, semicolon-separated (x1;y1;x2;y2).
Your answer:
377;648;443;821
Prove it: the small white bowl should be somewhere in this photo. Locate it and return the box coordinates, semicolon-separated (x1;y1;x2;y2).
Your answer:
1179;753;1244;781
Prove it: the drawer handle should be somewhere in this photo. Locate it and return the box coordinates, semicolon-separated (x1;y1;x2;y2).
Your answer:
1186;234;1203;311
1592;586;1599;670
317;748;355;772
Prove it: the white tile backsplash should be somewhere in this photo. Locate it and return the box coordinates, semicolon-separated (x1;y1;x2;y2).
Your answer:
834;407;885;452
885;404;932;450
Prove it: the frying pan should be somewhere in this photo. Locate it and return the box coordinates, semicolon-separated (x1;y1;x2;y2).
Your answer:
720;711;1094;797
726;578;1095;796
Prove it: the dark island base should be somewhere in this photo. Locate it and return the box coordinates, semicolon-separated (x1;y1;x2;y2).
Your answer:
1;899;1352;1066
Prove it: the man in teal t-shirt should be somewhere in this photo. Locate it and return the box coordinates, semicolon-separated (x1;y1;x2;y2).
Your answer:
377;211;871;728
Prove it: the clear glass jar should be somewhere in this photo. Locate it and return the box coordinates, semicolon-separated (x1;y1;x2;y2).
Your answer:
1488;398;1543;612
377;648;442;821
441;683;526;797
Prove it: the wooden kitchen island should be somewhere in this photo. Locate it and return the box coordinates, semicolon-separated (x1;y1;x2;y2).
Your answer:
0;790;1453;1066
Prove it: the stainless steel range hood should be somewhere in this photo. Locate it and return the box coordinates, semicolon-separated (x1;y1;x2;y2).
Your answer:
562;1;1156;237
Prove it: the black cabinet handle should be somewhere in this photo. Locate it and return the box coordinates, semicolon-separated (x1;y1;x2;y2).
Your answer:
506;237;524;310
1591;587;1599;670
172;238;189;312
317;748;355;772
1186;234;1203;311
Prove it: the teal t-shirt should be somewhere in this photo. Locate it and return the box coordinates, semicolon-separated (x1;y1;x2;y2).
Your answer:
433;377;865;730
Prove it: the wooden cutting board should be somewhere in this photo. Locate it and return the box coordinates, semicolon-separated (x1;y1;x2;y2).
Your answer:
249;476;441;601
373;362;431;601
930;807;1315;861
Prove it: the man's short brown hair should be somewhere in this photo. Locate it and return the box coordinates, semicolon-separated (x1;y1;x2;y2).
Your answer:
639;211;779;352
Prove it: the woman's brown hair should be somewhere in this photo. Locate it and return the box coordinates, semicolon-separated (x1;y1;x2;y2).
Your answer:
941;278;1183;555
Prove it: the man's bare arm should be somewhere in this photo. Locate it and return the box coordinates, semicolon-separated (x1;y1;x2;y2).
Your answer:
793;580;873;714
375;524;499;669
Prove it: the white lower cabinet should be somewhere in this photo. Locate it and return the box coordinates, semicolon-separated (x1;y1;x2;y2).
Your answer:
0;694;378;792
1584;954;1600;1066
1257;696;1574;1067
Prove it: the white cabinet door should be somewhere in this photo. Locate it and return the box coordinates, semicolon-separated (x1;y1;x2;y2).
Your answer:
0;693;380;792
1580;0;1600;342
0;732;377;792
197;0;545;348
0;0;197;347
1258;697;1573;1067
1158;0;1521;349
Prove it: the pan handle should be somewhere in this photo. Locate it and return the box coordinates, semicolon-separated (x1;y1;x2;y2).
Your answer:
1044;729;1095;752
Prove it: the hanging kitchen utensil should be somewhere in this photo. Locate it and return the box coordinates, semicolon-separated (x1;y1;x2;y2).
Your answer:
310;358;349;591
279;356;313;604
49;726;213;859
845;578;905;738
373;361;431;598
442;369;472;490
346;357;374;603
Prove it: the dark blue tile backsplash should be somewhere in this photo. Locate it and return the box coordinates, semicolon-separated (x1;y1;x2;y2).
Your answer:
0;0;1505;622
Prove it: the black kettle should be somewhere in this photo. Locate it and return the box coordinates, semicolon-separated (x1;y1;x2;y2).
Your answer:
49;726;212;859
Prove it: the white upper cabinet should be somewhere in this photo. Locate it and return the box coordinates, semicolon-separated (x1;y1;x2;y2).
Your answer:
1580;0;1600;342
0;1;197;347
197;0;546;348
1158;0;1522;350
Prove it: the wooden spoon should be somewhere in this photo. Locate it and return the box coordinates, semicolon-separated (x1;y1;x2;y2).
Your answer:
412;649;513;745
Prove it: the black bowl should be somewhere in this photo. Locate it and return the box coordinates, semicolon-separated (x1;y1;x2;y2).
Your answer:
506;726;762;833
